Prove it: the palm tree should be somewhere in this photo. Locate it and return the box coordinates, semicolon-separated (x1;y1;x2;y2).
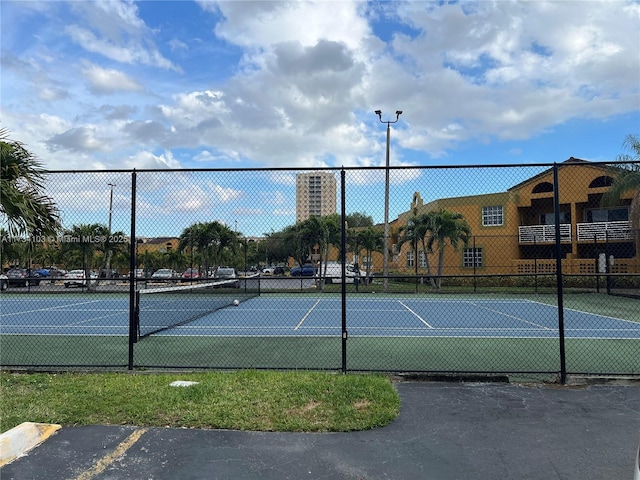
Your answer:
356;226;384;282
398;212;436;283
179;221;238;276
59;224;109;291
295;216;333;289
0;228;29;267
602;134;640;230
0;128;61;237
425;209;472;288
179;223;204;272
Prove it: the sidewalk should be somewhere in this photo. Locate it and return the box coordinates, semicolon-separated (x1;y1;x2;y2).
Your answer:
2;381;639;479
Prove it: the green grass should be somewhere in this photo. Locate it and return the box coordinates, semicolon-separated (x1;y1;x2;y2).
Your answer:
0;370;400;433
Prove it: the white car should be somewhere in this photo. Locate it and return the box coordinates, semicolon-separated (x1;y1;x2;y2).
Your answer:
261;267;275;275
214;267;239;287
64;269;98;288
322;262;365;284
151;268;179;281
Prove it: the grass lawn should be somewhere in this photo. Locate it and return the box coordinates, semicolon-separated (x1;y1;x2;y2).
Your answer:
0;370;400;433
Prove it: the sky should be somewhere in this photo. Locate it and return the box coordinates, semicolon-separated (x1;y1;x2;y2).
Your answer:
2;0;639;238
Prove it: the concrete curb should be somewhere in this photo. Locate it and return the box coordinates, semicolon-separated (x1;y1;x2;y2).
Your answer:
0;422;61;467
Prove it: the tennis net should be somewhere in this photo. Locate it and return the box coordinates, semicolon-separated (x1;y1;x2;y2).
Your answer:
135;277;260;338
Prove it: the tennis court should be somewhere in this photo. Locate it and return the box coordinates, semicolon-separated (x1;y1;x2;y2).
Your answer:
2;293;639;340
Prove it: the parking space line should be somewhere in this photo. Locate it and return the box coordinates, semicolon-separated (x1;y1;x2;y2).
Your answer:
73;428;148;480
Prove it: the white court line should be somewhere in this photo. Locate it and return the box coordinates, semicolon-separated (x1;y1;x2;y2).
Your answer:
468;301;552;330
0;299;107;317
398;301;433;328
295;299;321;330
522;298;640;326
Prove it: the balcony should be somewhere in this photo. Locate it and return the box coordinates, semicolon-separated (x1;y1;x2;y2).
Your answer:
518;224;571;243
577;221;632;241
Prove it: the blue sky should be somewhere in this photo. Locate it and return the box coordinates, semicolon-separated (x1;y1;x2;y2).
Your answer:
2;1;639;238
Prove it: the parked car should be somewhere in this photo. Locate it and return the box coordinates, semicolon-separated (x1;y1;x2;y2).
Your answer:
6;268;43;287
321;262;365;284
0;274;8;291
33;267;51;277
214;267;237;279
273;266;288;276
151;268;179;281
214;267;239;287
129;268;146;279
290;264;317;277
45;266;67;278
64;269;98;288
181;268;201;281
99;268;121;278
261;267;275;275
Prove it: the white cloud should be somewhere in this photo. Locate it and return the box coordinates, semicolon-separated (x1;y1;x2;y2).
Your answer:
2;0;638;177
83;63;143;94
205;1;370;51
124;150;182;170
65;1;180;72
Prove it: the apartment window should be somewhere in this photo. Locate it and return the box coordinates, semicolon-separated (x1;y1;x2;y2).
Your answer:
540;212;570;225
482;206;503;226
406;250;414;268
586;207;629;222
463;248;483;268
418;250;427;268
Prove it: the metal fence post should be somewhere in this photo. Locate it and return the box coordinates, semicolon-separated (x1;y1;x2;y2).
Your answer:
340;169;347;374
128;170;137;370
553;163;567;384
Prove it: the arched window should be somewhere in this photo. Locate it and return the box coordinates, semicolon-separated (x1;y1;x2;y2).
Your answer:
589;176;614;188
532;182;553;193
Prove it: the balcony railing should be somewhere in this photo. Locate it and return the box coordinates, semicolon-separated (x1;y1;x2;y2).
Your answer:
577;221;632;241
518;224;571;243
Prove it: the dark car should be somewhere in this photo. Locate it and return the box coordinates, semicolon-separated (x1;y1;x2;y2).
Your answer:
99;268;121;278
6;268;42;287
273;266;288;276
0;274;8;291
290;264;316;277
44;266;67;278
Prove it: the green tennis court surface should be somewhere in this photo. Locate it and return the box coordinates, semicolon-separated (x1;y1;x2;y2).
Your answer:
2;291;639;374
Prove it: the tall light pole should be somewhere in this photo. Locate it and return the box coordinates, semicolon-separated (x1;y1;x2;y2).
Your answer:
375;110;402;292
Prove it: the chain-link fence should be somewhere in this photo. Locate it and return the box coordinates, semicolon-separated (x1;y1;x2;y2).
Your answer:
2;162;639;379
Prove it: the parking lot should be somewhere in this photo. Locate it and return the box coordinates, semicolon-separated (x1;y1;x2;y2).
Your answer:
2;381;639;480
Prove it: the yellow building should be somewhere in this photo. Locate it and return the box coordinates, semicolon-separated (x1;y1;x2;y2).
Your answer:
135;237;180;255
382;159;638;276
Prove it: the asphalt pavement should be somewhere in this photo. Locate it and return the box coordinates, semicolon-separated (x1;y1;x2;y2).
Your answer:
2;380;639;480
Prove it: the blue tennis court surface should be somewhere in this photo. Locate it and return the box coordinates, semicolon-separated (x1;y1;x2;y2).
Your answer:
2;295;639;339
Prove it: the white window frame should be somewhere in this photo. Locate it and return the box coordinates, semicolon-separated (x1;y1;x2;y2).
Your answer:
482;206;504;226
406;250;414;268
463;247;483;268
418;250;427;268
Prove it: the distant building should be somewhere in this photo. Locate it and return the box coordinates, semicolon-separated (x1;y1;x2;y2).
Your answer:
386;158;638;275
296;172;337;222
